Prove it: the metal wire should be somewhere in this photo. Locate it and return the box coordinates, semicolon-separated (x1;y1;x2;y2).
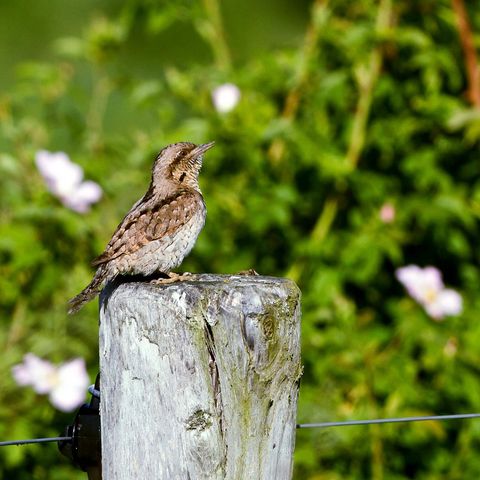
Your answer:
88;384;100;398
0;436;72;447
297;413;480;429
2;413;480;446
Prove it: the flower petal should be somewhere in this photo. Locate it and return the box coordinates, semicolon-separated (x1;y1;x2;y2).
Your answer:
12;364;33;386
35;150;84;197
50;358;90;412
11;353;57;394
57;358;90;389
62;180;103;213
49;384;87;412
426;289;463;320
396;265;443;304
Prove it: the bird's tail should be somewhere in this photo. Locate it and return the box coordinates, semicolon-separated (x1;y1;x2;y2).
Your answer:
68;268;108;314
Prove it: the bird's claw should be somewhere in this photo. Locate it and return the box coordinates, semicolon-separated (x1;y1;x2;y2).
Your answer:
151;272;195;285
235;269;259;276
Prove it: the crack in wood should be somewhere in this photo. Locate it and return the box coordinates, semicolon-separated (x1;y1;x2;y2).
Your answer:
202;316;229;475
203;320;223;430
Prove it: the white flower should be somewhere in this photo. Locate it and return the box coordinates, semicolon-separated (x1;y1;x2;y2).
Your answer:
396;265;463;320
12;354;90;412
211;83;241;113
35;150;102;213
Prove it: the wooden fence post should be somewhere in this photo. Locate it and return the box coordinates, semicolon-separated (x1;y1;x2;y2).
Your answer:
99;274;302;479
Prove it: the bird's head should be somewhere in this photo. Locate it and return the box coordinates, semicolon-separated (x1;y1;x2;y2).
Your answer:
151;141;215;191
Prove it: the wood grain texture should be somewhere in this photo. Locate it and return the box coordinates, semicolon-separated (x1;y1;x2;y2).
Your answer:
99;274;302;480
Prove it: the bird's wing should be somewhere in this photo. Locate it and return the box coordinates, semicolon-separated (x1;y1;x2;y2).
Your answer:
91;190;203;266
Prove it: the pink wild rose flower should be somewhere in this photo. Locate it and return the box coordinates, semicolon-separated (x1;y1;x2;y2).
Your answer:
12;354;90;412
396;265;462;320
35;150;102;213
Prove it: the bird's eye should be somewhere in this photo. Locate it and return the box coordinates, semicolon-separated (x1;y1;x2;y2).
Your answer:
176;149;188;160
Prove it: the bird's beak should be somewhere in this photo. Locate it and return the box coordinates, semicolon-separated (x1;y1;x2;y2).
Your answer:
192;141;215;157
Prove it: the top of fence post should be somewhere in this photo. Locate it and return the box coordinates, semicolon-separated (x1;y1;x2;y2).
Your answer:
99;273;302;480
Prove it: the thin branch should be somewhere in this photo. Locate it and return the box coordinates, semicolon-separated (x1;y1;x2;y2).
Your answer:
347;0;393;170
267;0;328;166
286;197;337;282
451;0;480;108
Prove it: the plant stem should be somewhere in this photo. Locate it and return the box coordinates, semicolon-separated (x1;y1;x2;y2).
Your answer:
268;0;328;166
286;197;337;282
347;0;393;170
200;0;231;70
451;0;480;108
86;71;111;152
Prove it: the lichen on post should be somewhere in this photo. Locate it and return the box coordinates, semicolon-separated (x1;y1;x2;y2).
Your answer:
99;274;302;480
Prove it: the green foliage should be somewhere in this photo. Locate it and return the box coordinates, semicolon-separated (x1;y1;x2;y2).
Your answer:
1;0;480;478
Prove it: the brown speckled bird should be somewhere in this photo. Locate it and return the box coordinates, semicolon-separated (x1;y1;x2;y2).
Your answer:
68;141;214;314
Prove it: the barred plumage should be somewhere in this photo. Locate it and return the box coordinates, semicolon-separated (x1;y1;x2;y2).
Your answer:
68;142;214;314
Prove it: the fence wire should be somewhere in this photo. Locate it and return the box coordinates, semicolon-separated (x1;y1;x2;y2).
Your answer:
296;413;480;429
2;413;480;447
0;436;72;447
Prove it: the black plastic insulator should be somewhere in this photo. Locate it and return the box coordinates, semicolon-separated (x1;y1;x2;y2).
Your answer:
59;373;101;478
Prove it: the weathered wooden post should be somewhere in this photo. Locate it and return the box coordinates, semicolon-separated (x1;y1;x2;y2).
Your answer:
99;274;302;479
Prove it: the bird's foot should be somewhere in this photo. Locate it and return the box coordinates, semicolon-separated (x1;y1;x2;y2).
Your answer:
235;269;259;276
151;272;195;285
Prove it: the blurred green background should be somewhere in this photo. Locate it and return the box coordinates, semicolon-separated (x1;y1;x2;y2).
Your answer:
1;0;480;478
